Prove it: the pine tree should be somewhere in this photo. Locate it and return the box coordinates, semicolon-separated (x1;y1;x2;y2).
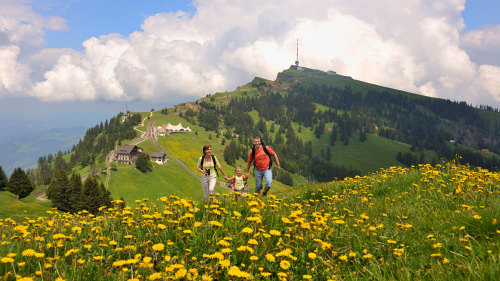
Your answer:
47;169;70;211
81;177;102;214
0;166;8;190
68;173;83;212
7;167;34;199
99;182;112;209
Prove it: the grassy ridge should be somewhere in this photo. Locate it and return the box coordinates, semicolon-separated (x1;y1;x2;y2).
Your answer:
1;161;498;280
0;187;52;221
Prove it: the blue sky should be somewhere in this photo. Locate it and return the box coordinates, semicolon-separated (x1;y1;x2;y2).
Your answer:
463;0;500;29
33;0;195;50
0;0;500;137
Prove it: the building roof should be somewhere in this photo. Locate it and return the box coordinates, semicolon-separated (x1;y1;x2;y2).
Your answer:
151;152;166;157
165;123;191;132
116;145;137;155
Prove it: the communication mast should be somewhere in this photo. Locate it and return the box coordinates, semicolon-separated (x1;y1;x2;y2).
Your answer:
295;38;299;67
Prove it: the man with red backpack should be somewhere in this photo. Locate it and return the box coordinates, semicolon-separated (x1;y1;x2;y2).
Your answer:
245;136;281;196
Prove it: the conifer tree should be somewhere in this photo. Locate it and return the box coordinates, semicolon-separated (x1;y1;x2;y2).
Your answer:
99;182;112;209
0;166;8;190
68;173;83;213
47;169;70;211
7;167;34;199
81;177;102;214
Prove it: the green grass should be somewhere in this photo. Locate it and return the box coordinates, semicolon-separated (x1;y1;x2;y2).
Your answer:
0;187;52;220
1;161;498;280
106;160;202;204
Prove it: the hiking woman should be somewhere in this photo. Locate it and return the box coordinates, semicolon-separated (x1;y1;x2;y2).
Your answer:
197;144;229;200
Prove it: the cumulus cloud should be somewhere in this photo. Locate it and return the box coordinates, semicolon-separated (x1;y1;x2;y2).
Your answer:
1;0;500;108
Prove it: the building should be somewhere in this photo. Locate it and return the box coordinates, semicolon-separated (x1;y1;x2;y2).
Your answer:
165;123;192;133
150;152;167;164
157;126;167;136
115;145;140;165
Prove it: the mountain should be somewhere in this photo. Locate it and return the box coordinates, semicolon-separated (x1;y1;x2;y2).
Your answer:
23;66;500;204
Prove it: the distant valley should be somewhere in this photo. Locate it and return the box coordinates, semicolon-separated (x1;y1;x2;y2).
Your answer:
0;126;86;175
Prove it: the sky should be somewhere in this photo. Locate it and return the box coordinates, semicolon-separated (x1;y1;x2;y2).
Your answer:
1;0;500;139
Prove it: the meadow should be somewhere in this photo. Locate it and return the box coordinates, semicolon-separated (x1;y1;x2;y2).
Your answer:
1;161;498;280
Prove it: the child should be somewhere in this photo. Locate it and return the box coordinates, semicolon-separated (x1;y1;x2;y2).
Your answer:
228;167;249;199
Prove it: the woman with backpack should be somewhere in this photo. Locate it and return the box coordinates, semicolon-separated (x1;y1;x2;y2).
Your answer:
197;144;229;201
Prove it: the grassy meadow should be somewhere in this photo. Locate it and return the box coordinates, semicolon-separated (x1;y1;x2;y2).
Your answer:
1;161;499;280
0;187;52;221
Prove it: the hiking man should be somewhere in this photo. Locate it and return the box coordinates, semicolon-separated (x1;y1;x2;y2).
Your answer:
245;136;280;196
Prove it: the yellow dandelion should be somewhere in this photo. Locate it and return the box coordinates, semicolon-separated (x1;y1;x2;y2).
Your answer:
270;230;281;236
148;272;163;280
363;254;373;259
219;259;230;268
248;239;258;245
308;252;317;259
194;222;203;227
152;243;165;251
209;221;222;227
348;252;356;258
303;275;313;280
93;256;104;261
22;249;36;257
1;257;14;263
265;254;276;262
339;255;348;262
280;260;291;270
242;227;253;234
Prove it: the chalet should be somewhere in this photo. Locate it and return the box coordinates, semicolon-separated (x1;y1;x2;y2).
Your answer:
115;145;139;165
151;152;167;164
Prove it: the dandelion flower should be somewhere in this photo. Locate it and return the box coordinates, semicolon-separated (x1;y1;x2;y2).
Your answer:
280;260;291;270
219;259;230;268
22;249;36;257
1;257;14;263
265;254;276;262
308;252;317;259
269;230;281;236
242;227;253;234
152;243;165;251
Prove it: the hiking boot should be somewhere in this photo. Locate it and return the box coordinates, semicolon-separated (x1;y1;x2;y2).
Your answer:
262;186;270;196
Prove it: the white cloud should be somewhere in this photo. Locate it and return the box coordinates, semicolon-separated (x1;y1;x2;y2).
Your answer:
1;0;500;109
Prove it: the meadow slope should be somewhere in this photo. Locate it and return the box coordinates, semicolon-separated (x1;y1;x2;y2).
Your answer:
1;161;499;280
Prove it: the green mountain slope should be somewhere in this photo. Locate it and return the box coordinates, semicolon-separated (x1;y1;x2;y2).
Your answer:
18;65;500;210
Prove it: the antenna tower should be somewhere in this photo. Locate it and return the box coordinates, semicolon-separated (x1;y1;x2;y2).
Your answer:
295;38;299;67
